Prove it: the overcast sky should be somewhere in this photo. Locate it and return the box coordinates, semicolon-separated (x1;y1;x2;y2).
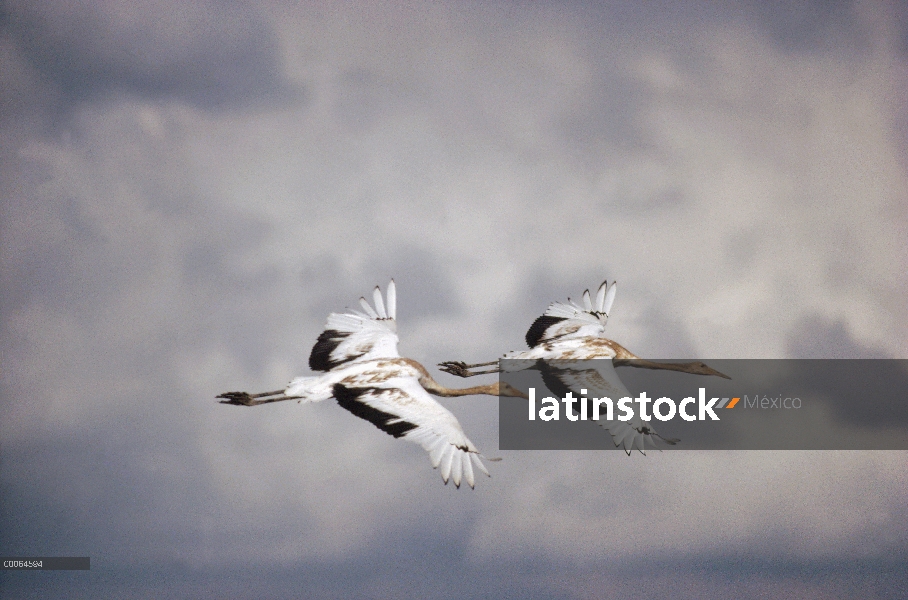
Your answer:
2;1;907;597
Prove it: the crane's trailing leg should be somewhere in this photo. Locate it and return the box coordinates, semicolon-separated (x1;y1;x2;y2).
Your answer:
216;390;303;406
437;361;500;378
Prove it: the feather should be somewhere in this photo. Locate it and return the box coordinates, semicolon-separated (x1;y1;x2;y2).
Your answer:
429;438;446;468
386;279;396;320
359;297;379;318
544;302;582;319
332;374;491;487
603;282;617;316
471;453;491;477
440;445;454;483
229;280;496;488
595;280;607;312
451;451;463;488
309;330;356;372
582;289;593;311
333;384;418;438
462;452;475;488
607;424;633;452
525;315;567;347
373;286;387;319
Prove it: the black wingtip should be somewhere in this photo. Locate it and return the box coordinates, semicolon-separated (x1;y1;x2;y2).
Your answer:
525;315;567;348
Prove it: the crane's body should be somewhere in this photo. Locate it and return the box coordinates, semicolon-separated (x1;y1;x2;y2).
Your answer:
219;281;523;488
440;280;728;454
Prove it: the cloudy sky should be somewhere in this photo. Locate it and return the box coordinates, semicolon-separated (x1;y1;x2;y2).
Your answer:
2;0;907;597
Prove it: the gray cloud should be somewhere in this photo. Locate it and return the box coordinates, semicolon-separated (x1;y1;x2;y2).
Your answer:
2;0;302;116
2;1;907;598
743;0;868;54
787;314;890;359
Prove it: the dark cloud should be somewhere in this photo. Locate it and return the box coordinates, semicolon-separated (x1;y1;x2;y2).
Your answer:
743;0;867;54
2;551;907;599
797;359;908;427
1;2;906;597
787;314;889;359
782;318;905;428
1;0;302;114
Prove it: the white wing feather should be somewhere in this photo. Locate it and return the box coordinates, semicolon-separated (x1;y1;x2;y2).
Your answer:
595;281;607;312
540;361;671;455
529;280;619;348
314;283;400;368
246;281;495;488
359;297;379;318
373;286;387;319
340;375;491;488
387;279;397;320
603;281;617;316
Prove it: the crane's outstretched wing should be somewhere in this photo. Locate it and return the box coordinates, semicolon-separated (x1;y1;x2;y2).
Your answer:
332;376;492;488
537;359;677;455
525;281;616;348
309;281;400;371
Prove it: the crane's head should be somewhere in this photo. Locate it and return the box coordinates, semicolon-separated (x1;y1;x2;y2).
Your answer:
682;361;732;380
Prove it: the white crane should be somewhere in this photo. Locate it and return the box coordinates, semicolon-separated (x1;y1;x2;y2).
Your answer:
218;281;526;488
439;280;729;454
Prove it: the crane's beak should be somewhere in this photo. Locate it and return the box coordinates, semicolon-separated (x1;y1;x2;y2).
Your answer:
703;364;732;380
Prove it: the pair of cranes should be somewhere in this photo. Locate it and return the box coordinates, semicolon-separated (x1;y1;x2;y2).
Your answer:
218;280;728;488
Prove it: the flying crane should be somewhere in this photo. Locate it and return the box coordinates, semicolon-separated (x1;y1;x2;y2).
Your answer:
439;280;729;453
218;281;526;488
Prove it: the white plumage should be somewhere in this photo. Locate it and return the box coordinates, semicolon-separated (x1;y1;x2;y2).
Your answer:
506;281;672;453
440;279;728;454
523;358;679;455
219;280;524;488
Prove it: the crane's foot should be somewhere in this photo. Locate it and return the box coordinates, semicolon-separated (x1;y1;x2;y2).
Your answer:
217;391;257;406
437;361;500;378
217;391;304;406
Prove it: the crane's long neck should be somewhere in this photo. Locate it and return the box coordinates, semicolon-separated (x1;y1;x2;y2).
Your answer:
613;358;690;372
607;341;728;378
613;357;729;378
418;372;499;397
